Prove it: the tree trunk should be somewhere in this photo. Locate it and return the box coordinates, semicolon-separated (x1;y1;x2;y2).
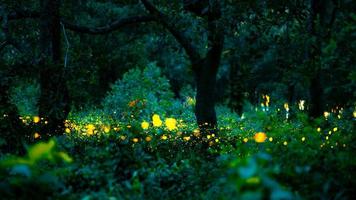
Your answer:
309;74;323;118
194;61;218;134
307;0;324;118
38;0;70;137
229;61;244;115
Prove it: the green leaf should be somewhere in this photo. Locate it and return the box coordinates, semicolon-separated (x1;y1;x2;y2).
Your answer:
56;152;73;163
28;139;56;163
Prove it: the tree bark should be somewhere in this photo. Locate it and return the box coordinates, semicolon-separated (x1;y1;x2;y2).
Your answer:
307;0;324;118
229;61;244;115
194;61;218;133
38;0;70;137
193;0;223;134
309;74;323;118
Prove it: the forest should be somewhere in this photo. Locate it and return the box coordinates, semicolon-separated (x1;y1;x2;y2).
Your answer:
0;0;355;199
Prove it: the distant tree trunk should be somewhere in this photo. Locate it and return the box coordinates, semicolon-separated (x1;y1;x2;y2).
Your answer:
38;0;70;137
288;84;295;104
309;75;323;117
307;0;324;118
229;61;244;115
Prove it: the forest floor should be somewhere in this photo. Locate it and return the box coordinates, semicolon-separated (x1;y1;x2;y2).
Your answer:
1;105;355;200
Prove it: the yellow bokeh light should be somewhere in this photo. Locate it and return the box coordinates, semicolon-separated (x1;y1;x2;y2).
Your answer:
324;111;330;118
161;135;168;140
317;127;321;132
243;138;248;143
193;129;200;137
301;137;305;142
283;141;288;146
34;132;40;139
298;100;305;110
265;95;270;107
33;116;40;123
183;136;190;141
103;126;110;133
284;103;289;111
152;114;162;127
254;132;267;143
86;124;95;135
65;128;71;134
145;136;152;142
132;138;139;143
165;118;177;131
141;121;149;130
333;127;338;132
269;137;273;142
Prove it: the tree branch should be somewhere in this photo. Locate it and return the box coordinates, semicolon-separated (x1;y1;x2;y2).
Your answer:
140;0;201;65
62;15;155;35
0;9;40;22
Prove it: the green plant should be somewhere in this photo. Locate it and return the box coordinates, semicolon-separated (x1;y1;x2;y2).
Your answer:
0;139;72;199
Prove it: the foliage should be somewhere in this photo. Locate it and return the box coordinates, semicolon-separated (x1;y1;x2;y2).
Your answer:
206;153;293;200
9;78;40;116
0;139;72;199
102;64;193;122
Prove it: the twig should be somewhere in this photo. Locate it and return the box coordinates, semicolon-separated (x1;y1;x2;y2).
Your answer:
61;22;70;69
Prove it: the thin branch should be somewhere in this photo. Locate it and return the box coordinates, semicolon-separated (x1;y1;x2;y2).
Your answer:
62;15;155;35
61;22;70;69
140;0;201;65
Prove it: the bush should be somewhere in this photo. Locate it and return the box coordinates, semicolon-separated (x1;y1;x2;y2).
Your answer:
9;78;40;116
102;64;181;122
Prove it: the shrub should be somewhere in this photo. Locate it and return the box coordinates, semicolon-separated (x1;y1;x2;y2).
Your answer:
102;64;177;121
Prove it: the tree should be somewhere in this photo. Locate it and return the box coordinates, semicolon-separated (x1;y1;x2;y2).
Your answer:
306;0;338;118
141;0;224;134
38;0;70;137
63;0;224;135
1;0;223;138
0;1;69;138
